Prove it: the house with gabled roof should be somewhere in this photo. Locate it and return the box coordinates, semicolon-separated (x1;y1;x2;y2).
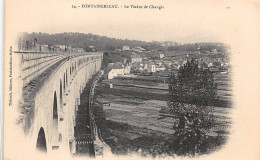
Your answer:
130;53;143;63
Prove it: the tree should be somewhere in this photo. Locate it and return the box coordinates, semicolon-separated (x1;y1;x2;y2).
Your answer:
169;59;217;106
161;59;218;156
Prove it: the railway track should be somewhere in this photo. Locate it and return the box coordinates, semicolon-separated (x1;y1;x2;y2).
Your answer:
74;71;103;157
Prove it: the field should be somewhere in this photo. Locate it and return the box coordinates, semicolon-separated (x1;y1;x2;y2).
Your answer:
94;72;232;156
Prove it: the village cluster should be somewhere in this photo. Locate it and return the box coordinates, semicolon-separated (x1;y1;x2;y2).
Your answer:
105;45;230;80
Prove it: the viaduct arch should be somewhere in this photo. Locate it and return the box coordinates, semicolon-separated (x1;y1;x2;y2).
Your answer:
17;52;103;156
36;127;47;153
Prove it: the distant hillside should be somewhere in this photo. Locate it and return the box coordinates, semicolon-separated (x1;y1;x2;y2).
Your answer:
20;32;228;53
21;32;153;51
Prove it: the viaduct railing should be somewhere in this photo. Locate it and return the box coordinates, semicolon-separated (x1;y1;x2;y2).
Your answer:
74;71;103;157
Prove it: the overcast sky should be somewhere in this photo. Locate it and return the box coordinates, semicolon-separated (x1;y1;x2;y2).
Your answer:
6;0;257;43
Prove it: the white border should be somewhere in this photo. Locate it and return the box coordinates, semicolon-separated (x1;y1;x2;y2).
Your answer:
0;0;4;160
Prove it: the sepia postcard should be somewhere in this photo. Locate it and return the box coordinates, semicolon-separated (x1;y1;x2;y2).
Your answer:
2;0;260;160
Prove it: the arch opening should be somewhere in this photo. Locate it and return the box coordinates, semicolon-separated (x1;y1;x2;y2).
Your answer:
60;80;63;105
53;91;58;121
63;73;66;90
66;70;68;84
53;91;59;143
36;127;47;153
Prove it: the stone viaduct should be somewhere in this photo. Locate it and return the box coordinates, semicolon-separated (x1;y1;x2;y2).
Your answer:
15;51;103;156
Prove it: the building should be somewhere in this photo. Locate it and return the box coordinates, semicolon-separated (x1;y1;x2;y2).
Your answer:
159;53;165;59
209;67;219;72
208;62;213;67
57;45;66;51
108;66;124;79
147;63;156;73
124;65;131;74
132;46;146;53
108;63;115;68
155;65;166;72
88;45;96;52
70;48;84;53
130;54;143;63
211;49;218;54
143;61;150;70
122;45;130;51
106;62;131;79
